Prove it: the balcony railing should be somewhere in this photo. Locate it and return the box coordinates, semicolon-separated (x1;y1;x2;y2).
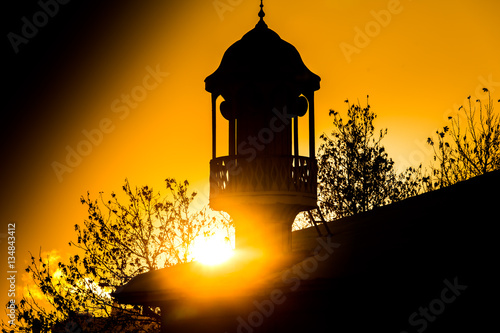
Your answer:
210;155;317;199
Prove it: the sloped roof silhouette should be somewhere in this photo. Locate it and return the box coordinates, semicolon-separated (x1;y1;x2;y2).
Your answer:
113;170;499;332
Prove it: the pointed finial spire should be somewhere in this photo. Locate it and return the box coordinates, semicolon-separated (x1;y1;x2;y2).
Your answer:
256;0;267;28
258;0;265;21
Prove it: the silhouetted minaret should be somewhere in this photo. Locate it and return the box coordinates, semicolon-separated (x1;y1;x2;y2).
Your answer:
205;1;321;257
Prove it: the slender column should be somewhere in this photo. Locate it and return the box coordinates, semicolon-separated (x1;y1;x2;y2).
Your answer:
307;91;315;158
212;93;217;159
294;116;299;157
229;119;236;156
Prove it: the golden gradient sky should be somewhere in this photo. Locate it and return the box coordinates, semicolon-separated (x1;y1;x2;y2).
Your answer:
1;0;499;318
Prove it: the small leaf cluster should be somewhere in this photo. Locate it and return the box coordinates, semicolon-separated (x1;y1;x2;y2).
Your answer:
317;97;425;220
427;88;500;188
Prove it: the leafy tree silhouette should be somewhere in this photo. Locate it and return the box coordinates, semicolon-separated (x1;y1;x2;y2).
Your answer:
316;97;424;221
8;91;496;331
2;179;231;333
427;88;500;188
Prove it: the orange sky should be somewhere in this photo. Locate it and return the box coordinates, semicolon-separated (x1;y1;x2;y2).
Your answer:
1;0;499;322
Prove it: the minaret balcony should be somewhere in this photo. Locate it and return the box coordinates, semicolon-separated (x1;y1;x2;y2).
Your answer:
210;155;317;208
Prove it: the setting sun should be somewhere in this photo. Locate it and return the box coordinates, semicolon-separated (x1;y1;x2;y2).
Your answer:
191;231;234;266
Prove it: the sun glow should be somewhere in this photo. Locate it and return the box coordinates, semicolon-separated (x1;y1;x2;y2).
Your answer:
191;231;234;266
